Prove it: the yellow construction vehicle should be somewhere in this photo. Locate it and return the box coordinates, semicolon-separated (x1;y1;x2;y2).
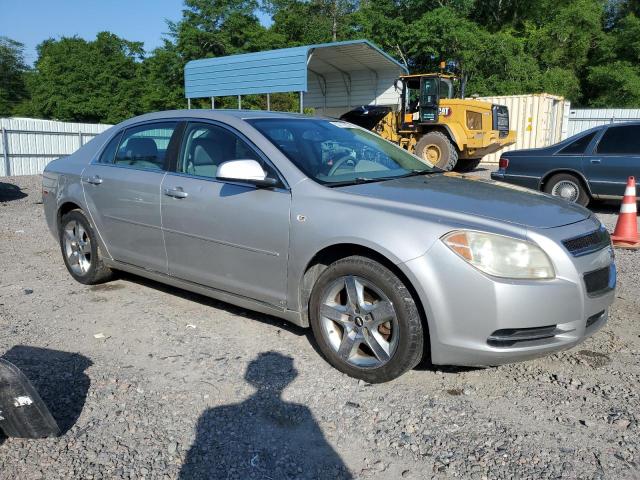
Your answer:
341;73;516;172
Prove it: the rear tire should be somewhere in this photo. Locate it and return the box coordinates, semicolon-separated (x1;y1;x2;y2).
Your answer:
414;131;458;171
454;158;482;173
544;173;590;207
59;209;113;285
309;256;424;383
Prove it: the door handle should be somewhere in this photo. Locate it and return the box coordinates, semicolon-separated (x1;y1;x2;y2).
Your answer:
164;187;188;199
85;175;103;185
590;159;602;164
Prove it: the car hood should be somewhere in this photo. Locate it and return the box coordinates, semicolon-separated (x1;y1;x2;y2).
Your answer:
338;173;590;229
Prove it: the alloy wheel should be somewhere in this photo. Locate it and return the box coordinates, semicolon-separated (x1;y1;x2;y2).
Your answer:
319;275;399;368
62;220;92;275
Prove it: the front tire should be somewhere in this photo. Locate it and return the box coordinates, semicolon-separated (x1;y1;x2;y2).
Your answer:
414;131;458;171
309;256;424;383
544;173;590;207
59;209;113;284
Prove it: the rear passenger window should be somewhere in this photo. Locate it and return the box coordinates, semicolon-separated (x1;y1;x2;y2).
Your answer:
597;125;640;155
115;122;178;170
178;123;262;179
559;131;597;155
98;131;122;164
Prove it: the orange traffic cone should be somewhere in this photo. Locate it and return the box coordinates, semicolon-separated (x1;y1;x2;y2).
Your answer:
611;176;640;249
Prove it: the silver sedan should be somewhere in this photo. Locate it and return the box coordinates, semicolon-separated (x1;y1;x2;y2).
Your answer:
42;110;616;382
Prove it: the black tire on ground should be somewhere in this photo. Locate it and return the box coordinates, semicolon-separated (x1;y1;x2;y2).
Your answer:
453;158;482;173
414;131;459;171
543;173;590;207
59;209;113;285
309;255;425;383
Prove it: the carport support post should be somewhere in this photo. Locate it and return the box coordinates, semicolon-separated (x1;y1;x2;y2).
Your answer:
299;91;303;114
1;127;9;177
238;95;242;110
266;93;270;111
211;97;215;109
187;98;191;109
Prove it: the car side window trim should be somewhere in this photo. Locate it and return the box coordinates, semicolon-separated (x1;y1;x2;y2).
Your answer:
171;119;289;190
555;130;600;156
95;130;124;164
112;120;181;173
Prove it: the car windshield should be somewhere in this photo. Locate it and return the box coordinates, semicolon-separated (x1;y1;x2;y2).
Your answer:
248;118;438;186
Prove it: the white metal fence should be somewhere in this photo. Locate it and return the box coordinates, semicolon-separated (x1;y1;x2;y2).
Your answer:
0;118;112;177
565;108;640;138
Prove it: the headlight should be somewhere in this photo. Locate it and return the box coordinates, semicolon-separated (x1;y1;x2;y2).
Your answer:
466;111;482;130
442;230;555;279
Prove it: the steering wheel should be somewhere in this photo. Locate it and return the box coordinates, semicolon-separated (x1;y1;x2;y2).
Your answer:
328;155;357;176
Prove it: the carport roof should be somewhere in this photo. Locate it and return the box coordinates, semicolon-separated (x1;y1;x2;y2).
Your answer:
184;39;408;99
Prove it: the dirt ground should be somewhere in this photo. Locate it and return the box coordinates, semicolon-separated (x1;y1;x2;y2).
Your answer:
0;171;639;480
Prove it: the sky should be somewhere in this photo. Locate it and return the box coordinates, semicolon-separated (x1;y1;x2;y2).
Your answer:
1;0;271;65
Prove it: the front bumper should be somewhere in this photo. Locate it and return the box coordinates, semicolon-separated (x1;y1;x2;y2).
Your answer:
403;219;616;367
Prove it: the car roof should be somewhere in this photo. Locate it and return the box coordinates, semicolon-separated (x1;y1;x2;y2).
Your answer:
118;109;327;127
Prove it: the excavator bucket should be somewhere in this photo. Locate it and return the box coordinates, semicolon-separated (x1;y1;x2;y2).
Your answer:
0;358;59;438
340;105;392;130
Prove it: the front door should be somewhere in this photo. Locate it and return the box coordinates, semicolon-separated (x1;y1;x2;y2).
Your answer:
160;122;291;307
582;124;640;197
82;121;180;272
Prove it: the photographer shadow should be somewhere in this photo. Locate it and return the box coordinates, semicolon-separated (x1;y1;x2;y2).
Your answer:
179;351;352;480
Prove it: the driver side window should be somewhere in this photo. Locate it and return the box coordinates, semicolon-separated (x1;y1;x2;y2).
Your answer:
178;123;262;179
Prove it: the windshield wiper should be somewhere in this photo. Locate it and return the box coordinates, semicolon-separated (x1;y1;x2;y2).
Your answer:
327;170;440;187
326;177;377;187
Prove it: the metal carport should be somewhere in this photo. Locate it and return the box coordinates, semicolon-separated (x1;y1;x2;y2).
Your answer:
184;40;408;116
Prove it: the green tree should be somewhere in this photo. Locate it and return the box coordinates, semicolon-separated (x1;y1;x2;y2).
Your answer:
18;32;144;123
0;37;29;116
139;41;186;112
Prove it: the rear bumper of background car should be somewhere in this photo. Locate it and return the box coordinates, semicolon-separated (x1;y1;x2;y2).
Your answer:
402;219;616;367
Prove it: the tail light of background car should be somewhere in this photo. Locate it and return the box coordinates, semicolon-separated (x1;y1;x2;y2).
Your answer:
498;156;509;170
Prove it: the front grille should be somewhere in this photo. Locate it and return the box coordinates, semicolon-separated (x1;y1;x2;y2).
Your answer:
584;266;613;296
562;227;611;257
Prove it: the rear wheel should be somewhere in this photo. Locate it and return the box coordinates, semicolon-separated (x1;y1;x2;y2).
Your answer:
309;256;424;383
414;131;458;171
454;158;482;173
544;173;590;207
59;209;113;284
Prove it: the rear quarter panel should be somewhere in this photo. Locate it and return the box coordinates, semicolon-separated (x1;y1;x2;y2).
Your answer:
42;129;115;239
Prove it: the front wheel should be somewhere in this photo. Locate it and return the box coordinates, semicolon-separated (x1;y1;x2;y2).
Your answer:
309;256;424;383
544;173;590;207
414;131;459;171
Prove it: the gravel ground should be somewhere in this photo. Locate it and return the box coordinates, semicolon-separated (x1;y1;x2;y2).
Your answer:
0;171;639;480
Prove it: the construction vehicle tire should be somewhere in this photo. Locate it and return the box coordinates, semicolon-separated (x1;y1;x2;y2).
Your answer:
414;131;458;171
453;158;482;173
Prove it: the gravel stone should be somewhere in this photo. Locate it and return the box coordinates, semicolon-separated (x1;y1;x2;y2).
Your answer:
0;172;639;479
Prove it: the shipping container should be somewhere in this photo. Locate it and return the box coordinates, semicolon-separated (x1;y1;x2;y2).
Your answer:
477;94;570;164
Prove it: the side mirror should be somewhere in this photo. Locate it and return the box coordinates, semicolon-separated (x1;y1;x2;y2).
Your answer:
216;159;279;188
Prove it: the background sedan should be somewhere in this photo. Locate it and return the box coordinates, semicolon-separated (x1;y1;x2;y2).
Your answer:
491;122;640;206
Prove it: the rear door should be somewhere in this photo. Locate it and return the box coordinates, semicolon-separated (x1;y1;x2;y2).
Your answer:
160;121;291;307
82;121;181;272
582;124;640;197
